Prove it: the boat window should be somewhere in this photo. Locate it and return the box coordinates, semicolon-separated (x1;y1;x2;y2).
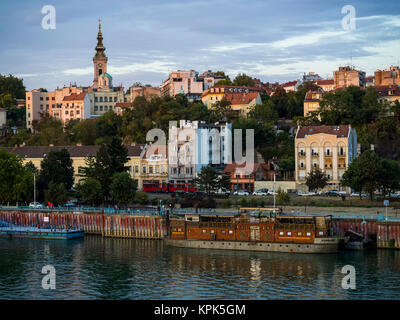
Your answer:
202;229;206;233
319;231;324;236
287;232;292;236
298;232;302;236
210;230;215;234
279;232;284;236
306;232;311;236
229;230;233;234
178;228;182;232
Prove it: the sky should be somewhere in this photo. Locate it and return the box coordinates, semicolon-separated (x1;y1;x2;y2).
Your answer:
0;0;400;91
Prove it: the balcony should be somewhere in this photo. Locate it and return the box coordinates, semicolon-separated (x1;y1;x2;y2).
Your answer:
298;152;306;157
338;152;346;157
311;152;319;157
325;152;332;157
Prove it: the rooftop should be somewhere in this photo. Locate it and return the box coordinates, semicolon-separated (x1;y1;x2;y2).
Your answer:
296;125;350;139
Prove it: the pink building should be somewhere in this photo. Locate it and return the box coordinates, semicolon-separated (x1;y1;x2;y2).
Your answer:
160;70;205;97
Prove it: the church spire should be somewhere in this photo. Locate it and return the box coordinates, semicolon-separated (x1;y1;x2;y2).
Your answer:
95;18;106;58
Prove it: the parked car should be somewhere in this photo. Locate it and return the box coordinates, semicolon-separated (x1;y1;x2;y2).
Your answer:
325;190;341;197
253;189;269;196
298;191;316;196
233;190;250;196
350;192;368;198
216;189;231;195
29;202;44;209
267;190;277;196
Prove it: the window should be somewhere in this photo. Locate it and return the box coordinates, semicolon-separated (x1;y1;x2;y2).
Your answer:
95;97;98;102
149;167;153;174
99;97;103;102
104;106;108;111
287;232;292;236
94;106;98;111
135;166;139;173
298;232;302;236
229;230;233;234
318;231;324;236
142;166;146;173
114;97;117;102
210;230;215;234
306;232;311;236
202;229;206;233
279;232;284;236
100;106;103;111
104;97;108;102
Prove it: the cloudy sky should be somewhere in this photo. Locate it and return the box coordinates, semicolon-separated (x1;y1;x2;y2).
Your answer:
0;0;399;91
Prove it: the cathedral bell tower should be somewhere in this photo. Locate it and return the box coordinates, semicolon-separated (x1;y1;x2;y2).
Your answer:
93;19;108;89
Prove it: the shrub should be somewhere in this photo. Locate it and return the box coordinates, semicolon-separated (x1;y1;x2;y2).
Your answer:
135;191;149;205
277;187;290;205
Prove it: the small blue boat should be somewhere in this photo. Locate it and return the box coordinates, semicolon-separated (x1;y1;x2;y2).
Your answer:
0;226;84;240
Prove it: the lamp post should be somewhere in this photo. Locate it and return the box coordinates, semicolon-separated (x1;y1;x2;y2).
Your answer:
273;173;276;209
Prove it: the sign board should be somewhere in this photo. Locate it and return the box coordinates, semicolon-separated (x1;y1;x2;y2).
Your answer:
44;217;49;222
384;200;389;207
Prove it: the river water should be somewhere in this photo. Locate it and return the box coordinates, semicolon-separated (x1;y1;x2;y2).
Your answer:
0;235;399;300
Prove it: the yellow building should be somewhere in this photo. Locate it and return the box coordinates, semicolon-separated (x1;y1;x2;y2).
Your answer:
140;145;168;190
4;145;143;187
202;85;263;116
295;125;358;191
303;90;325;117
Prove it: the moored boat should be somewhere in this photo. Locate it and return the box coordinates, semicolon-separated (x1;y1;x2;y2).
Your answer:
164;208;340;253
0;226;84;240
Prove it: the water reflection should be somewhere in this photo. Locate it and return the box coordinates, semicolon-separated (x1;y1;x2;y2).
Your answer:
0;236;400;299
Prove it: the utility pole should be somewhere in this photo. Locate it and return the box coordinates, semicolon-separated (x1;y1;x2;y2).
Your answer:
33;173;36;204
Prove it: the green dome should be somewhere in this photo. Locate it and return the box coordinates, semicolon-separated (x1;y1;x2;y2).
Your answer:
100;72;112;79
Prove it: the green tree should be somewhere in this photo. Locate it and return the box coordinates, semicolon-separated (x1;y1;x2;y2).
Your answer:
107;137;129;173
192;166;221;195
306;169;328;192
378;158;400;197
45;182;68;206
72;120;98;145
342;150;382;200
233;73;255;87
248;100;278;123
76;178;103;206
277;187;290;204
110;172;137;204
135;191;149;205
38;149;74;200
0;149;33;204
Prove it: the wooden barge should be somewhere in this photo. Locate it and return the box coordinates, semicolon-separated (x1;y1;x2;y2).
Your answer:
165;208;340;253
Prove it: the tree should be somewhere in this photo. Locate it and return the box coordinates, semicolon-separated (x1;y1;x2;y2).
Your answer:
233;73;255;87
341;150;382;200
305;169;328;192
192;165;221;195
72;120;97;145
107;137;128;173
277;187;290;204
45;182;67;206
96;110;122;144
0;149;33;204
110;172;137;204
135;191;149;205
0;74;26;99
271;86;289;118
248;100;278;123
38;149;74;200
76;178;103;206
378;158;400;197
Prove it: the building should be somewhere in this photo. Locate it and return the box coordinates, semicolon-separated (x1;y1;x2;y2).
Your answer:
295;125;358;191
51;92;91;124
303;90;325;117
25;20;130;128
333;66;366;89
168;120;232;186
160;70;204;97
282;80;301;92
374;66;400;86
303;72;322;82
0;108;6;128
4;145;144;186
365;76;375;87
375;85;400;106
201;85;263;112
140;144;168;190
130;85;161;101
314;79;335;92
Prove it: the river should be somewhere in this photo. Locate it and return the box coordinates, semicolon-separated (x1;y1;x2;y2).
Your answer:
0;235;399;299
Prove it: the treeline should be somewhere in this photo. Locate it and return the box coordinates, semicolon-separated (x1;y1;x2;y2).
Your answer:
0;137;144;206
297;85;400;161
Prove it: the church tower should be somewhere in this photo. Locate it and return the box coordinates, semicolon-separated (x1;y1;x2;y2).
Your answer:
93;19;108;89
